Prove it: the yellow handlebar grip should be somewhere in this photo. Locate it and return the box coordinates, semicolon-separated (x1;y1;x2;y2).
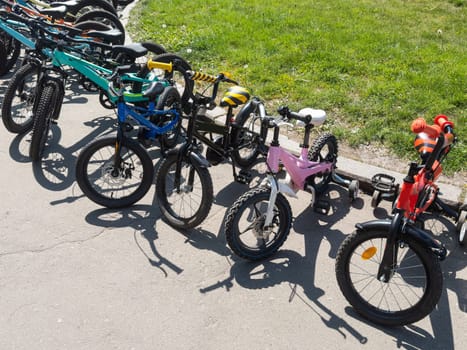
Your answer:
147;59;173;72
190;71;217;83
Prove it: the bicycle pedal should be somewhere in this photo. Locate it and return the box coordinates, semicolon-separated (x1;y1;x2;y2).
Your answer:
371;173;396;193
314;200;331;215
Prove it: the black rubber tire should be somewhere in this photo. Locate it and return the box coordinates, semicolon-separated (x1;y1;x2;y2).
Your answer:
230;101;265;168
0;37;7;76
155;153;213;229
155;86;182;149
75;136;154;208
225;186;293;261
29;83;63;162
0;33;21;76
335;227;443;327
307;133;338;193
2;63;40;134
137;53;194;113
66;0;118;20
371;190;381;208
457;210;467;245
74;10;125;42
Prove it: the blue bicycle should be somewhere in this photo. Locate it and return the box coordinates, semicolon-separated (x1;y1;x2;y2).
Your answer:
74;61;183;208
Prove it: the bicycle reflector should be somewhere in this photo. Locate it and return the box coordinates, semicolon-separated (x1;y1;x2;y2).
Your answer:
220;86;250;108
361;246;377;260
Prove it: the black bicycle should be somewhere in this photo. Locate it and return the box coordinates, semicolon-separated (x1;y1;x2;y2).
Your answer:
154;62;270;230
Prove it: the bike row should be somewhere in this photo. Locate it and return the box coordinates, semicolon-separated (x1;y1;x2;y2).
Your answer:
1;0;465;329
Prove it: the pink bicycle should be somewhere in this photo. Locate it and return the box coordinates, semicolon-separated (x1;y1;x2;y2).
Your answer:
224;106;359;260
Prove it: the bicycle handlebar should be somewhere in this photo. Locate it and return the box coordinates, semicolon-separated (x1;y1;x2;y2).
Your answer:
411;118;441;138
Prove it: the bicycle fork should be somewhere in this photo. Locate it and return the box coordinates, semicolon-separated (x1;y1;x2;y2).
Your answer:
263;174;298;227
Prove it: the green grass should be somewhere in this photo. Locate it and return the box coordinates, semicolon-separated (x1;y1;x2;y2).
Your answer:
128;0;466;174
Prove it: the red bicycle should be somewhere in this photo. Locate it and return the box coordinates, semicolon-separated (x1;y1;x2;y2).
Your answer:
335;115;463;327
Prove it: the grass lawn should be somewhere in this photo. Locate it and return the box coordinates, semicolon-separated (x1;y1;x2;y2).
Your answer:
128;0;466;174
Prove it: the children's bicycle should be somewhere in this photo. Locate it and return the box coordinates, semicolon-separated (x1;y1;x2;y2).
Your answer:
370;117;466;246
153;64;271;230
335;115;458;327
224;106;359;261
74;61;182;209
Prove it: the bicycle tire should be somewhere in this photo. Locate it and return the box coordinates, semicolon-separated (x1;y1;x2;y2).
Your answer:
66;0;118;20
0;34;21;76
75;136;154;208
136;53;194;113
230;101;265;168
154;86;182;149
155;153;213;229
307;133;338;193
225;186;292;261
29;83;62;161
335;227;443;326
2;63;40;134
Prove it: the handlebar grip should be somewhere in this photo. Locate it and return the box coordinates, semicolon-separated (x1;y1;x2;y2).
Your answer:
147;59;173;73
411;118;440;138
434;114;454;131
189;71;217;83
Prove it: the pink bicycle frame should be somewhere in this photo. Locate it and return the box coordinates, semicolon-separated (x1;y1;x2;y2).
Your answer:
267;144;334;191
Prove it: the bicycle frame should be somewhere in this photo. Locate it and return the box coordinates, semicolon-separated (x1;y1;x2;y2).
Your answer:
48;48;152;104
115;99;180;141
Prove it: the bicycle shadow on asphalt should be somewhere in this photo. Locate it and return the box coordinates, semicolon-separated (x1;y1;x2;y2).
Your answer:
7;114;116;192
200;184;370;343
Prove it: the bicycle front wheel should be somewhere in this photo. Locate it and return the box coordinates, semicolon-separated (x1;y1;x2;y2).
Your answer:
2;63;40;134
75;136;154;208
225;187;292;261
0;34;21;76
335;227;443;326
155;153;213;229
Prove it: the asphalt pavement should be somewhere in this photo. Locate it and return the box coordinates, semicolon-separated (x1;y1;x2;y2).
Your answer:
0;3;466;350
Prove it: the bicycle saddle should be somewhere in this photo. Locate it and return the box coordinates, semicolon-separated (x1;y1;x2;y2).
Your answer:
82;28;122;45
220;86;250;108
111;43;148;59
50;1;82;12
39;6;67;20
298;108;326;126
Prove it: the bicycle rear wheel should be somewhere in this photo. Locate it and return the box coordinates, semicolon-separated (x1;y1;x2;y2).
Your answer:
75;136;154;208
155;153;213;229
155;86;182;150
231;100;266;168
335;227;443;326
307;133;338;193
29;82;63;162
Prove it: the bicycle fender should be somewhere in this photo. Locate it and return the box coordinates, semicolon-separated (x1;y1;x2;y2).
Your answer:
355;219;391;232
355;219;447;261
188;151;211;168
404;223;447;261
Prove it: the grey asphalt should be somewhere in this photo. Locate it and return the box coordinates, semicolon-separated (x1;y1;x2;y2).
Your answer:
0;4;466;350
